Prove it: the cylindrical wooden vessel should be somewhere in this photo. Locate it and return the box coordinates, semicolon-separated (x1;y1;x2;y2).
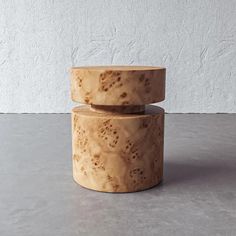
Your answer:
70;66;166;192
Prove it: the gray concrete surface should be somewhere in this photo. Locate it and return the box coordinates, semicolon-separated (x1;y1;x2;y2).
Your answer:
0;114;235;236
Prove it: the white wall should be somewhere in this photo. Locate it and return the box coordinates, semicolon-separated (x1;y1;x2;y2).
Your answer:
0;0;235;113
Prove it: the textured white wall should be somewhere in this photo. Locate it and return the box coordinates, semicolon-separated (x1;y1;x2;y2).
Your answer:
0;0;235;113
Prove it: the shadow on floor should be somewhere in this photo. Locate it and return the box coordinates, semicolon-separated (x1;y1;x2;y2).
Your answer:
162;158;236;187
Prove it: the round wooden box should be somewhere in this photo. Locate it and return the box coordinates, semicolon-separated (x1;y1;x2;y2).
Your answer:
70;66;165;192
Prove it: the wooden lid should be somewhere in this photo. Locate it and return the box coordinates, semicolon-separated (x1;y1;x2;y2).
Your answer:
70;66;165;105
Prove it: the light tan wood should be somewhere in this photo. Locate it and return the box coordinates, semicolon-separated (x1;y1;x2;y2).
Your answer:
70;66;166;192
71;66;165;105
90;105;145;114
72;105;164;192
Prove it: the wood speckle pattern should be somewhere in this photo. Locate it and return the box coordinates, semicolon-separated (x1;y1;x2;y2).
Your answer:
71;66;165;105
72;105;164;192
71;66;166;192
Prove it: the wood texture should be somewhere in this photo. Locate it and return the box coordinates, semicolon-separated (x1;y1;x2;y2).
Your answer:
71;66;165;105
71;66;166;192
72;105;164;192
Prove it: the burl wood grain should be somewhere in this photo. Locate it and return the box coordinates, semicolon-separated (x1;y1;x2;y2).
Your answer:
71;66;165;105
70;66;166;192
72;105;164;192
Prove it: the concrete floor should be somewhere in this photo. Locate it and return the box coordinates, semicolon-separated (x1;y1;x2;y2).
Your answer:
0;114;235;236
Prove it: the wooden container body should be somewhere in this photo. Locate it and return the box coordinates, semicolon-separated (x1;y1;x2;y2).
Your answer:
72;105;164;192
